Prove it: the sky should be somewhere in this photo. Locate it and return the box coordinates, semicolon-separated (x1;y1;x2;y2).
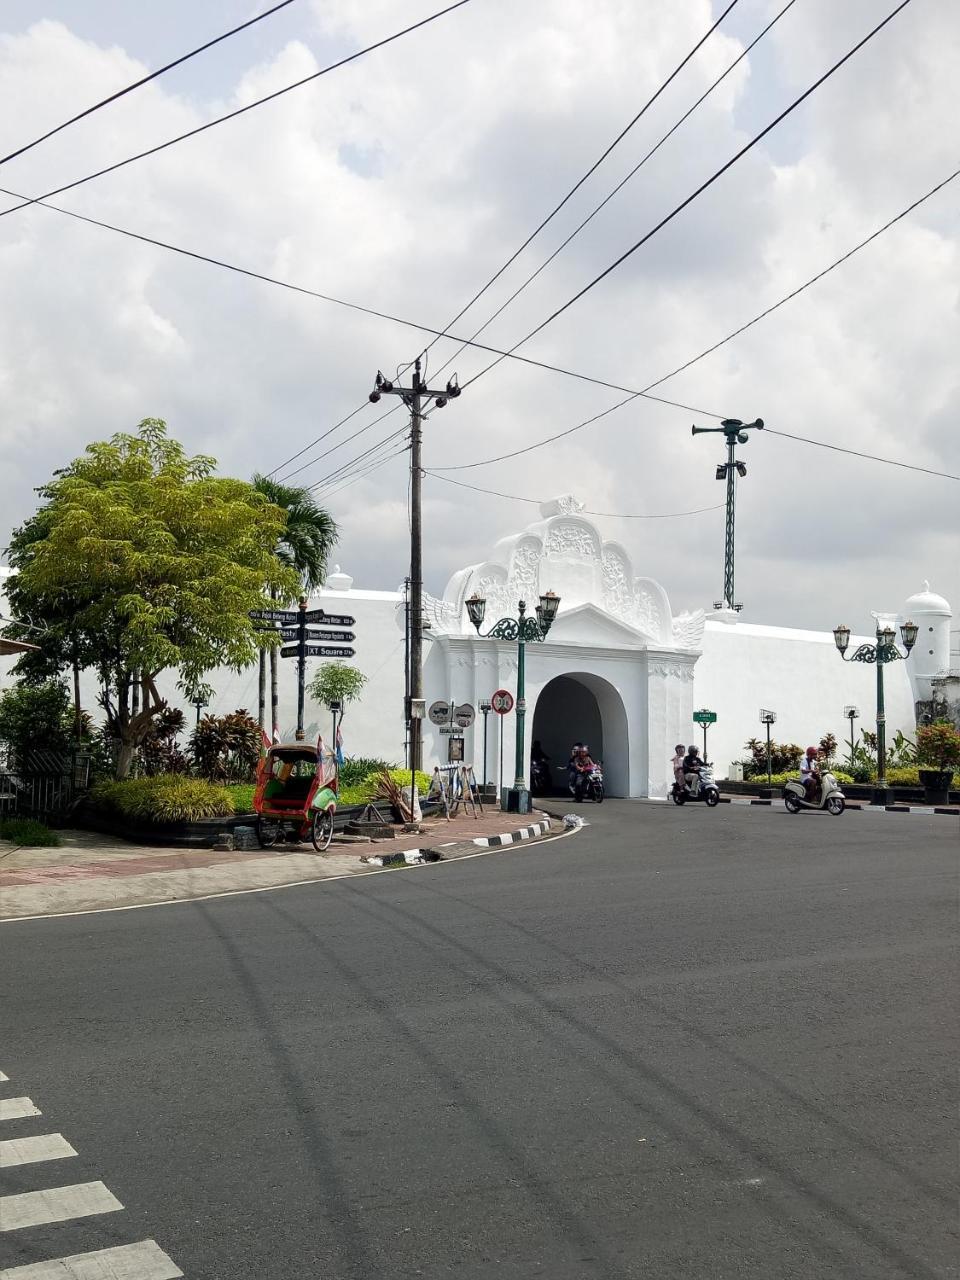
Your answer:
1;0;957;631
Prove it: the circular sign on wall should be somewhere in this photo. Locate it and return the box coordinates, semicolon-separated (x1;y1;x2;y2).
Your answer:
428;700;452;725
454;703;475;729
491;689;514;715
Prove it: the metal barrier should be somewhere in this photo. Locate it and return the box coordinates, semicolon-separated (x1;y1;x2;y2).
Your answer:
0;751;92;824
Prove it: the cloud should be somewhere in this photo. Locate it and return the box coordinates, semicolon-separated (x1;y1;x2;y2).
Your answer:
0;0;957;634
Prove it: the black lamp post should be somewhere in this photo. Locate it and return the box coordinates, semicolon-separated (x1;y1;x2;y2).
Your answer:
465;590;560;813
833;619;918;801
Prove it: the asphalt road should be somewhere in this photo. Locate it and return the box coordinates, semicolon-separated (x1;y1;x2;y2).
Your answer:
1;802;956;1279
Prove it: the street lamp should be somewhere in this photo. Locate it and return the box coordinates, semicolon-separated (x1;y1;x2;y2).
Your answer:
465;590;560;813
833;619;917;800
844;705;860;764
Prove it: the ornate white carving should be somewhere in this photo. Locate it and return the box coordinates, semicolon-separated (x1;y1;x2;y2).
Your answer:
545;521;600;559
421;591;460;633
672;609;706;650
509;537;542;601
602;547;632;621
649;662;695;681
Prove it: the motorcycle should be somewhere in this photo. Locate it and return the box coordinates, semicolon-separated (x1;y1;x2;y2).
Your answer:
671;761;720;807
570;763;605;803
530;757;552;795
783;771;845;815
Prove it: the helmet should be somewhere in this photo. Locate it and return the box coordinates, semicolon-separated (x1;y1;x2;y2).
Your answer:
581;744;589;752
806;745;818;755
675;744;685;753
688;745;698;754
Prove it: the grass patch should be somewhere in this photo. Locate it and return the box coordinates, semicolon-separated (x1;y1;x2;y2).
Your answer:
89;775;234;823
0;817;60;847
226;782;256;813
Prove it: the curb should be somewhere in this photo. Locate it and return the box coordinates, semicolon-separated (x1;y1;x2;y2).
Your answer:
471;815;553;848
722;796;958;817
362;814;556;867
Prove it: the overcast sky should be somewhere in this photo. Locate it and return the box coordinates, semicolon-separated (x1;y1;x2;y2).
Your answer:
1;0;957;630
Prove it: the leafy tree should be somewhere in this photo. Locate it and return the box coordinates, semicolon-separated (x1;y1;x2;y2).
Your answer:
915;721;960;773
309;664;367;721
252;475;338;735
6;420;298;777
0;679;73;767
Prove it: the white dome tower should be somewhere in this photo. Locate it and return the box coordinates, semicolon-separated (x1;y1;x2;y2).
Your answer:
902;581;952;700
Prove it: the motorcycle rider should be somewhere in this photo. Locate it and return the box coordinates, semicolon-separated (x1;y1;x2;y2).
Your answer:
800;746;821;803
683;744;704;796
571;743;596;801
530;740;550;793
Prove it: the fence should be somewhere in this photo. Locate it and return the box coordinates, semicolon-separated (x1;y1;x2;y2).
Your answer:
0;750;92;824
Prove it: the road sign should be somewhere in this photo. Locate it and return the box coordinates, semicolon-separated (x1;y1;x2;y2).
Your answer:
304;608;355;627
692;709;717;725
439;726;465;735
491;689;514;715
281;644;355;659
454;703;475;729
428;700;452;725
276;626;356;643
249;608;299;624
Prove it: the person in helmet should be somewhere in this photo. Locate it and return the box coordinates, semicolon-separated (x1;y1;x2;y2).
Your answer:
683;744;703;795
800;746;821;802
570;743;596;801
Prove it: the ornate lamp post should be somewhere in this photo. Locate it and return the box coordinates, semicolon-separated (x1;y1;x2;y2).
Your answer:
465;590;560;813
833;619;918;801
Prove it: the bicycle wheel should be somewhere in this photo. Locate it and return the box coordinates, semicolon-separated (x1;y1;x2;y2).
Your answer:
311;808;334;852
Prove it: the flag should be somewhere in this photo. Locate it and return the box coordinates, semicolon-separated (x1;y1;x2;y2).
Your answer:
335;722;344;766
260;729;271;759
273;725;281;744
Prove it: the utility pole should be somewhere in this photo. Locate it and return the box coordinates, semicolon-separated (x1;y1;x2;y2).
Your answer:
369;360;461;769
691;417;763;611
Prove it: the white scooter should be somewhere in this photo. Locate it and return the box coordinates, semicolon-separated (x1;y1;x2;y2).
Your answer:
783;771;845;815
671;762;720;807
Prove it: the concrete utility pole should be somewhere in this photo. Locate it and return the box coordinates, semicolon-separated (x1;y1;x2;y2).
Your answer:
691;417;763;611
369;359;461;769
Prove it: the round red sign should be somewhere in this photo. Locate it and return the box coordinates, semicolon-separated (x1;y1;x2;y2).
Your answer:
491;688;514;715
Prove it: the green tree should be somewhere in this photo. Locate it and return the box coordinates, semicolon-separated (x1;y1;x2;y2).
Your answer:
308;664;367;720
0;679;72;767
252;475;338;736
6;419;298;777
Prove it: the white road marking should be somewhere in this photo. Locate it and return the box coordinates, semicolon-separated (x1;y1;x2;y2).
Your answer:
0;1239;183;1279
0;1099;40;1122
0;1181;122;1231
0;1073;8;1082
0;1134;77;1168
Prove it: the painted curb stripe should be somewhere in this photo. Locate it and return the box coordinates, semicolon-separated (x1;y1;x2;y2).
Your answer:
0;1073;8;1083
0;1181;122;1232
0;1134;77;1168
0;1099;40;1122
0;1239;183;1279
472;817;551;848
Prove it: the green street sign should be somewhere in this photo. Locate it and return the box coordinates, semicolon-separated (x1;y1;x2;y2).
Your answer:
693;709;717;725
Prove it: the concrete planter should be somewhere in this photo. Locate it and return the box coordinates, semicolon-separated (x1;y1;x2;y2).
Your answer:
75;803;365;849
918;769;954;806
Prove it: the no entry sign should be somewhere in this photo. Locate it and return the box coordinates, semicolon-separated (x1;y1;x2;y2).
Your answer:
491;688;514;715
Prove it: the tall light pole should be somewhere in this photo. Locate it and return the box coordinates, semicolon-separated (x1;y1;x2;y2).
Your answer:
834;619;918;802
691;417;763;611
370;361;461;770
465;591;561;813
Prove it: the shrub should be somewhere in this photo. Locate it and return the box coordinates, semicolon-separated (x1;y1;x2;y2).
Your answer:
884;767;920;786
189;710;261;782
0;817;60;846
338;756;398;788
89;774;234;823
744;738;804;775
0;679;73;766
339;768;432;808
915;721;960;773
140;707;188;776
226;783;256;813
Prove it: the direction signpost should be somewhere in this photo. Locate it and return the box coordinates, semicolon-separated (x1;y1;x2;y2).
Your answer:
693;708;717;760
250;600;358;741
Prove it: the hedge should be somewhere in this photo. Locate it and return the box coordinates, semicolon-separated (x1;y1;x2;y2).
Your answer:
0;817;60;847
89;775;234;823
760;769;855;787
339;768;433;808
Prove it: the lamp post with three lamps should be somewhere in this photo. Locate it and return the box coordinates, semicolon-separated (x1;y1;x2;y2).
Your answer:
465;590;561;813
833;618;918;803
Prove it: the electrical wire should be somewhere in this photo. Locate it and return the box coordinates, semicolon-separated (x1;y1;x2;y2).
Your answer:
459;0;915;393
0;0;300;168
419;0;742;361
320;442;409;502
429;0;799;385
431;163;959;475
762;430;960;481
0;0;476;220
268;401;370;480
0;180;722;422
424;470;726;518
308;426;410;494
277;405;402;484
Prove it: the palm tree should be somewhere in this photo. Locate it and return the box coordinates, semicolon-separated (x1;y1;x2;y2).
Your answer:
253;475;338;737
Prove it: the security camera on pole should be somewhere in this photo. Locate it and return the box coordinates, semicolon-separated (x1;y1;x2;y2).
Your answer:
369;359;461;771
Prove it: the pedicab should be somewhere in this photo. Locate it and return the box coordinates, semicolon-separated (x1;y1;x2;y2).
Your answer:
253;738;338;851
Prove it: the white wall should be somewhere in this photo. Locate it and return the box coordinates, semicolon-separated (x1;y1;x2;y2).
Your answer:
692;619;916;774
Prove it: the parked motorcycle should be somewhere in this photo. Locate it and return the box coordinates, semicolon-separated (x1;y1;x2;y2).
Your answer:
530;758;552;795
783;771;845;815
671;761;720;807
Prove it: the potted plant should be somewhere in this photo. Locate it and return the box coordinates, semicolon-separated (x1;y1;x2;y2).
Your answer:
915;721;960;805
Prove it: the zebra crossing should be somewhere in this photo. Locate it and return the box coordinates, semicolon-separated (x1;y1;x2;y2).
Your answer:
0;1069;182;1279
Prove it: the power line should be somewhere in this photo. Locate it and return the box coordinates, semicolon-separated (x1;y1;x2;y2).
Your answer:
433;165;957;473
319;441;409;502
424;470;726;517
459;0;915;393
0;182;721;425
763;430;960;481
267;402;370;480
430;0;798;384
279;405;402;484
0;0;300;168
0;0;476;220
309;426;409;494
418;0;742;360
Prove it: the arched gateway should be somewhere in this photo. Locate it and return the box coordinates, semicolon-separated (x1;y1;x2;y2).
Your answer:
532;672;629;797
420;496;705;798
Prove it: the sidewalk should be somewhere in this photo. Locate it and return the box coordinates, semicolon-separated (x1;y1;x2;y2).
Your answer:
0;808;559;921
